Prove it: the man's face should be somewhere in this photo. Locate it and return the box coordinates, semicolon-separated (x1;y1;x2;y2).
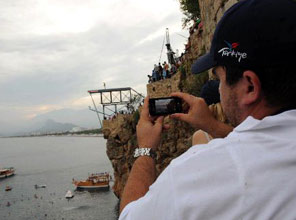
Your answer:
215;66;242;127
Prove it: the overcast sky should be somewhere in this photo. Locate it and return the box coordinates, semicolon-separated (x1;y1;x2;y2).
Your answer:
0;0;189;134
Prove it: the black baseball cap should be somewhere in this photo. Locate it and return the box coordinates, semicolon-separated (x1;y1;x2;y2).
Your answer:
192;0;296;74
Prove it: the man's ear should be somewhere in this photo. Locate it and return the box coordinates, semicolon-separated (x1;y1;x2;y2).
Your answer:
240;70;262;105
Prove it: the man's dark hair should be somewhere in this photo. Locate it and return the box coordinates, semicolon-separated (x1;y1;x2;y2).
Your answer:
224;65;296;109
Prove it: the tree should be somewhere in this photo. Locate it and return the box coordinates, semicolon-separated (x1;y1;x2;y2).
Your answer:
179;0;200;28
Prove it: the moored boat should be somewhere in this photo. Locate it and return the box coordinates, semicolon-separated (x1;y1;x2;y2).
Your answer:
73;172;110;191
0;167;15;179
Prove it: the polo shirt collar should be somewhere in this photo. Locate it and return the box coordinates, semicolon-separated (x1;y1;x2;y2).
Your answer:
234;109;296;132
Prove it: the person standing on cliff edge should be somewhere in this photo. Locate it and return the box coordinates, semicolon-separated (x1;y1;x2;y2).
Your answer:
119;0;296;219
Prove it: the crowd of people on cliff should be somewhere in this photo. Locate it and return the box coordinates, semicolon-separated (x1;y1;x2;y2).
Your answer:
147;18;201;84
146;18;205;84
147;61;179;83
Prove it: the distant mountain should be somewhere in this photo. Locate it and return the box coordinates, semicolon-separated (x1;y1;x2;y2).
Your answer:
31;119;79;134
0;108;101;136
31;108;100;129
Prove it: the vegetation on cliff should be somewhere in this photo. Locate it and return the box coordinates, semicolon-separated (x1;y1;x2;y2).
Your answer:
179;0;200;27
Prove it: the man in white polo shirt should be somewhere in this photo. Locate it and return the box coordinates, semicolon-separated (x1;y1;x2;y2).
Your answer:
119;0;296;219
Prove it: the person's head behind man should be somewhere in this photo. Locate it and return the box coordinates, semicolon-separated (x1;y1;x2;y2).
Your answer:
192;0;296;127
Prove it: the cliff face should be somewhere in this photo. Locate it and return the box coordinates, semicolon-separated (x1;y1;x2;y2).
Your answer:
103;0;240;199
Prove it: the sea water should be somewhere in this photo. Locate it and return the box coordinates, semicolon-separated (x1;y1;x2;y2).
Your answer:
0;136;119;220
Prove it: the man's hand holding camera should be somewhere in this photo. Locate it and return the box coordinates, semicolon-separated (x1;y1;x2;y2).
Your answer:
137;96;164;150
137;92;218;146
170;92;216;131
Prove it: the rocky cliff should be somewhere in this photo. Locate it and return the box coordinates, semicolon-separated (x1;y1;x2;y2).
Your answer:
103;0;239;199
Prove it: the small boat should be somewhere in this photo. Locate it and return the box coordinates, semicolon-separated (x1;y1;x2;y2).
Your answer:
65;190;74;199
0;167;15;179
73;172;110;191
5;186;12;191
34;184;47;189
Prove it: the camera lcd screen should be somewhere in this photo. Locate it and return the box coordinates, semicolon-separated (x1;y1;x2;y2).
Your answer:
149;97;182;116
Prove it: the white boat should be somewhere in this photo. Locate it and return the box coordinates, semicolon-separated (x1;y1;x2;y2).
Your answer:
65;190;74;199
0;167;15;179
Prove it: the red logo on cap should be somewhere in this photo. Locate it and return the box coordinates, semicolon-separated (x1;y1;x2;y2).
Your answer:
232;43;239;49
224;41;240;51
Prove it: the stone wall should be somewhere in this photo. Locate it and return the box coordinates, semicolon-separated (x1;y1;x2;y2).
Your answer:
147;72;182;98
103;0;241;199
199;0;240;51
102;114;136;198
